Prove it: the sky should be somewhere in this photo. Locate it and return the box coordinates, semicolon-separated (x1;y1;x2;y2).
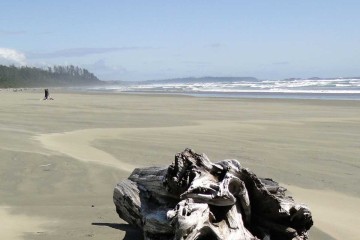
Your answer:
0;0;359;81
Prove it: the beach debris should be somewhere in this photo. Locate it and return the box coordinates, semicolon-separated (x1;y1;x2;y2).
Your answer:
113;148;313;240
40;163;52;171
40;163;52;167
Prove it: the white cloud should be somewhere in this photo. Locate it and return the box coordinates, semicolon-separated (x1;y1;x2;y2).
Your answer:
0;48;26;65
28;47;152;59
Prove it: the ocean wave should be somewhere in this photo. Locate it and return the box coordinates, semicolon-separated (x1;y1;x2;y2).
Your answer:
89;78;360;98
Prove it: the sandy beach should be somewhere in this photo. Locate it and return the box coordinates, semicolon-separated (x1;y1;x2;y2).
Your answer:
0;90;359;240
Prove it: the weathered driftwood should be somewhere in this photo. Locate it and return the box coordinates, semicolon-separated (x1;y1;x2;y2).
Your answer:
113;149;313;240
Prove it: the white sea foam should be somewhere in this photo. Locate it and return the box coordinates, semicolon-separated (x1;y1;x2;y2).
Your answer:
89;78;360;99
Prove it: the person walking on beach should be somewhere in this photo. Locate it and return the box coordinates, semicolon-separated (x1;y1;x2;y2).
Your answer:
44;89;49;100
43;89;54;100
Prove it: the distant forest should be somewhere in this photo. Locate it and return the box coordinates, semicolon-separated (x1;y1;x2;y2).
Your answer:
0;65;103;88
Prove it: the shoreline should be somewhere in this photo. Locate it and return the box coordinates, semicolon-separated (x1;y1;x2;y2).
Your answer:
3;87;360;101
83;89;360;100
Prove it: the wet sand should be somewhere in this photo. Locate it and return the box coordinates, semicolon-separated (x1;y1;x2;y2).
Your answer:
0;90;359;239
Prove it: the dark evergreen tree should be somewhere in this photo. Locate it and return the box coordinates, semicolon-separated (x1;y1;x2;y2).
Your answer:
0;64;102;87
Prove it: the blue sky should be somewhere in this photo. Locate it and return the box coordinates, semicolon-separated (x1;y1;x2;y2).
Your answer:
0;0;359;81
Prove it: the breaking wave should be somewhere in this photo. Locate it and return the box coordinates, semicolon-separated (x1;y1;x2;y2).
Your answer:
89;78;360;100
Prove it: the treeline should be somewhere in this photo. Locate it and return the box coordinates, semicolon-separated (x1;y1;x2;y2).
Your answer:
0;65;103;88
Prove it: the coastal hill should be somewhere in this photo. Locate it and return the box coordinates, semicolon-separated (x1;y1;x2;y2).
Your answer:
0;65;103;88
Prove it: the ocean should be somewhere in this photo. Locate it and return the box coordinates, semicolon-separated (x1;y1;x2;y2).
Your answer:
88;78;360;100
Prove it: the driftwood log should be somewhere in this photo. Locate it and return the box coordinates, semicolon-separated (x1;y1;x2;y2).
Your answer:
113;149;313;240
